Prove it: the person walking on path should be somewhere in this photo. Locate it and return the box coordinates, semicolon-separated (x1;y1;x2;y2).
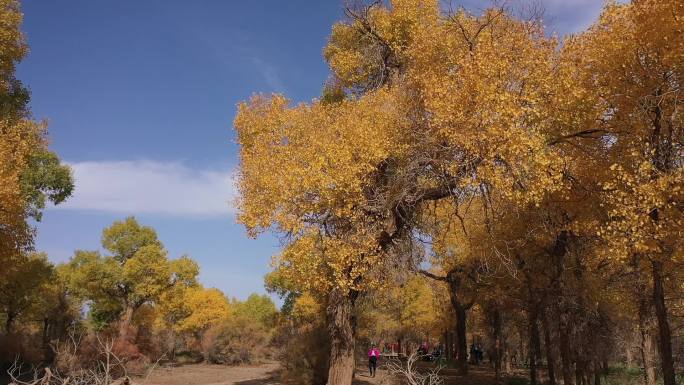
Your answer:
368;344;381;377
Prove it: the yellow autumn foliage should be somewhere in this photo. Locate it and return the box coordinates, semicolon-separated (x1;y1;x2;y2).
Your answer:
235;0;580;294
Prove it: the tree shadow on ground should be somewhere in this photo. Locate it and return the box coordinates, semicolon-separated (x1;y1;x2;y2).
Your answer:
352;379;377;385
232;370;383;385
233;380;280;385
352;367;386;385
424;364;529;385
233;369;281;385
353;372;379;384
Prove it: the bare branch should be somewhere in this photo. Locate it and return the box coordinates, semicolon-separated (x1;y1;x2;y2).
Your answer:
418;269;448;282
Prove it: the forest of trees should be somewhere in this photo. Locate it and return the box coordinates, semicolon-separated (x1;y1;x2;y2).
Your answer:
0;216;279;376
0;0;278;379
234;0;683;384
1;0;683;385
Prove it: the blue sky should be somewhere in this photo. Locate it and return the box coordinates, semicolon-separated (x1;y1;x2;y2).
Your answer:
18;0;609;302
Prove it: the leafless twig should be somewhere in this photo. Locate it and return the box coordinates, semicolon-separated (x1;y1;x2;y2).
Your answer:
7;332;150;385
382;352;444;385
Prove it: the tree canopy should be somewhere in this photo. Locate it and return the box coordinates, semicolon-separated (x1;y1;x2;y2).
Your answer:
235;1;683;384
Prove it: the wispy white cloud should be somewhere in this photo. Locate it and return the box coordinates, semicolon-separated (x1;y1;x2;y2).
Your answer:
186;25;287;93
251;57;287;93
53;160;236;216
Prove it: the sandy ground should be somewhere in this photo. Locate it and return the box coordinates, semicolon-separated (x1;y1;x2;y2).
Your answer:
141;362;282;385
139;362;520;385
140;362;387;385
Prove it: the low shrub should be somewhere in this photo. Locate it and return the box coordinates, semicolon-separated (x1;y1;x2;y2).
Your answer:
602;365;643;385
0;333;46;365
174;350;204;364
277;321;329;385
201;315;272;365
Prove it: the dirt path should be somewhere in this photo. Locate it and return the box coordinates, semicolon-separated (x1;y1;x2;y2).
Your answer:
141;362;281;385
353;367;388;385
141;363;389;385
140;362;518;385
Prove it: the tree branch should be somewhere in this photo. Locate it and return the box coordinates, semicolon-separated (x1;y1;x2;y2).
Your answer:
547;129;606;146
418;269;448;282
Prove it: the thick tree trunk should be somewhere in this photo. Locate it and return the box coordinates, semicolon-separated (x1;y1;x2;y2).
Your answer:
492;307;503;383
550;231;574;385
651;261;676;385
645;107;677;385
559;312;575;385
574;362;584;385
42;317;56;362
421;267;472;374
528;309;541;385
455;304;468;375
5;311;15;334
541;308;557;385
576;362;588;385
326;288;356;385
503;346;512;374
519;325;526;367
593;361;602;385
640;325;658;385
42;317;50;346
446;270;471;375
119;304;135;340
638;298;657;385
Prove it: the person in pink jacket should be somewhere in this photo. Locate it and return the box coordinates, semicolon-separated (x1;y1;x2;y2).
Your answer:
368;344;380;377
